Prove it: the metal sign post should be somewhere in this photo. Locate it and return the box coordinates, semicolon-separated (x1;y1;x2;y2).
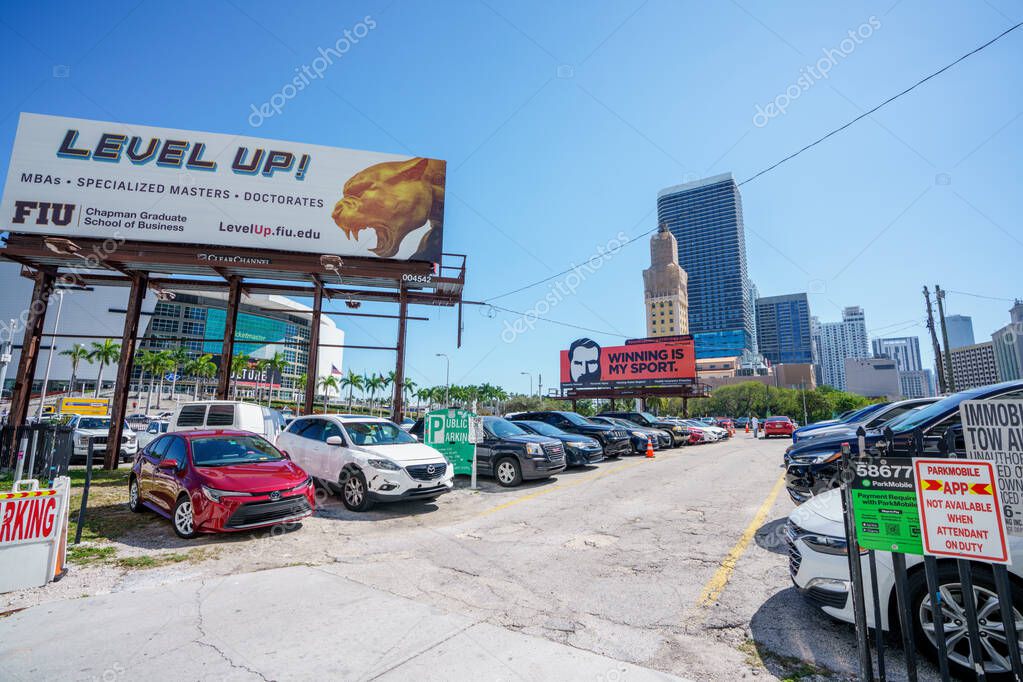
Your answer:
840;442;874;681
468;416;484;490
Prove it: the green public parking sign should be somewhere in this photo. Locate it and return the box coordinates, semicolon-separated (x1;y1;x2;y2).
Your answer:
850;457;924;555
423;409;476;476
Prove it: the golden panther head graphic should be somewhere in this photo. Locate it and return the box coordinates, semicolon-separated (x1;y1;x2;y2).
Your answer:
331;157;446;259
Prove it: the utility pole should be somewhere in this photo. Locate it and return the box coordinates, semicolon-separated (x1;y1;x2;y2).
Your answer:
923;286;947;394
935;285;956;392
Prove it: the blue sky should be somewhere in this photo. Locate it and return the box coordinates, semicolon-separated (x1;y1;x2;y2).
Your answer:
1;0;1021;395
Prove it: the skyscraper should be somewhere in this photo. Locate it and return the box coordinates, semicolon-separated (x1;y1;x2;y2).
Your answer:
950;341;999;390
992;300;1023;381
755;293;813;365
945;314;975;349
657;173;754;359
643;223;689;337
871;336;923;372
814;306;870;390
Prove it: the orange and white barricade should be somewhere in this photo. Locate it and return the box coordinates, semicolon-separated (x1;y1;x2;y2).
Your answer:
0;477;71;593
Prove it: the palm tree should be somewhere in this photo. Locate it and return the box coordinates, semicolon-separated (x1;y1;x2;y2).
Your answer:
135;349;158;412
184;354;217;400
430;385;446;410
340;370;363;412
402;379;417;418
294;373;307;413
318;375;340;413
230;353;251;400
60;343;90;396
364;374;384;416
167;346;189;402
254;358;271;403
88;339;121;397
417;387;433;412
152;350;175;409
262;352;289;406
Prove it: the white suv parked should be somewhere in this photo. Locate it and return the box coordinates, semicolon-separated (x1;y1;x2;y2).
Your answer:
276;415;454;511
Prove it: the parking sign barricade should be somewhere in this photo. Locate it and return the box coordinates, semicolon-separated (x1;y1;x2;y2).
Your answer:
0;476;71;593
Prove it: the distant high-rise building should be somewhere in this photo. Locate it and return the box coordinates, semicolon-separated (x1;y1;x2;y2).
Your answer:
950;341;999;390
643;223;689;337
992;300;1023;381
900;369;934;398
872;336;923;373
946;314;975;349
814;306;870;391
747;278;759;354
845;358;901;399
657;173;754;359
755;293;813;365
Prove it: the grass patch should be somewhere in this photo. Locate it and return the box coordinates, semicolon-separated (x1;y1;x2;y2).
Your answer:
739;639;834;681
67;544;117;566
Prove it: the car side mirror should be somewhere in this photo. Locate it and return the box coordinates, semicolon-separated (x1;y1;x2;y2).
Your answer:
158;458;178;470
325;435;344;446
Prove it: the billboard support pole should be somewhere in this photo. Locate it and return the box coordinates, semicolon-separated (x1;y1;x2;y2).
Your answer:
5;269;55;454
390;285;408;423
105;273;147;470
303;282;323;415
216;276;243;400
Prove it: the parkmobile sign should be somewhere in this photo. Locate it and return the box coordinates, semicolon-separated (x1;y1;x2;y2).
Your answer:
1;113;446;262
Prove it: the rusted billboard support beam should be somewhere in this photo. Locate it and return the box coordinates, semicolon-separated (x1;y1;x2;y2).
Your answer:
390;285;408;423
5;269;55;457
105;273;148;470
303;282;323;415
215;276;243;399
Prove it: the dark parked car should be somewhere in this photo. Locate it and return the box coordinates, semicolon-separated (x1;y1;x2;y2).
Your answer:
477;416;566;486
790;398;938;444
598;410;689;447
514;411;631;457
784;380;1023;504
790;403;890;442
589;415;670;453
511;420;604;466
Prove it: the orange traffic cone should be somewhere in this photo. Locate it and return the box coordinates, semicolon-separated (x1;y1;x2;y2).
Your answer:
745;422;750;433
645;438;655;458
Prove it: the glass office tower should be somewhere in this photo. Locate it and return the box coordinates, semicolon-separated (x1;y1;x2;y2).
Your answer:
656;173;754;359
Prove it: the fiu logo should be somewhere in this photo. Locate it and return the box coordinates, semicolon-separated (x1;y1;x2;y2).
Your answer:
12;201;75;227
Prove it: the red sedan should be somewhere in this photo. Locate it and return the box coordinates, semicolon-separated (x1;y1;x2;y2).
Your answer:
763;416;795;438
128;429;315;538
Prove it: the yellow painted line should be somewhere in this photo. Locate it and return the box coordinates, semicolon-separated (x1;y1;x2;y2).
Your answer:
476;458;648;518
696;472;786;607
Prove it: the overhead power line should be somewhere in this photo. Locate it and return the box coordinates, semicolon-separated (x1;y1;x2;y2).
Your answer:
738;20;1023;186
464;300;629;338
946;289;1018;302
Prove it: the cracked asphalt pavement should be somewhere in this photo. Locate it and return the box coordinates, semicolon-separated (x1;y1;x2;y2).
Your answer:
0;433;937;680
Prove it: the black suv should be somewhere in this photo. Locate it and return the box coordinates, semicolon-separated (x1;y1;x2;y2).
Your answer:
600;411;689;447
478;416;566;486
513;411;631;457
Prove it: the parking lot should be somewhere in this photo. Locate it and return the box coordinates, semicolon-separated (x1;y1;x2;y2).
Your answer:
1;433;936;680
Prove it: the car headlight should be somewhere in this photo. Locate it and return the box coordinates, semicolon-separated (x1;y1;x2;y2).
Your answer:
671;425;683;432
631;431;648;439
810;451;842;464
202;485;252;502
566;441;592;448
524;442;544;456
802;534;867;556
367;458;401;471
76;435;89;445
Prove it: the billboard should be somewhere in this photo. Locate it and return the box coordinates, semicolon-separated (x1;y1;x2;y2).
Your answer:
1;113;445;262
559;336;696;390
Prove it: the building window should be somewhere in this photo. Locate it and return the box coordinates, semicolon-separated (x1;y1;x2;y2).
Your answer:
151;318;179;333
182;321;205;336
184;306;206;320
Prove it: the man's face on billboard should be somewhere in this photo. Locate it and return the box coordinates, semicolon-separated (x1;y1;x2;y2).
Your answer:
570;345;600;382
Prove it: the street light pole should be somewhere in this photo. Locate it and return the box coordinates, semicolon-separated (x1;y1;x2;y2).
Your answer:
36;290;65;420
520;371;533;397
435;353;450;406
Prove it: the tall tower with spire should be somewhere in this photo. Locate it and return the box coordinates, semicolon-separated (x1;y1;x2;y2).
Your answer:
643;223;689;337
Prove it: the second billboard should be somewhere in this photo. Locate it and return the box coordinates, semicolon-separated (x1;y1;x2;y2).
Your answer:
559;336;696;390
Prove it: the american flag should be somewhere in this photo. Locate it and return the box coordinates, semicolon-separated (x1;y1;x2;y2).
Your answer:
331;364;343;376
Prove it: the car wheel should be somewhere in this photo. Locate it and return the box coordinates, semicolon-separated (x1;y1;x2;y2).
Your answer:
127;476;144;513
494;457;522;487
172;495;198;539
910;563;1023;680
340;469;374;511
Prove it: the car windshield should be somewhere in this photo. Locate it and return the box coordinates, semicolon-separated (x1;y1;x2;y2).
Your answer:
191;435;284;467
842;403;887;423
609;417;638;428
516;420;563;436
559;412;591;426
866;402;927;427
77;418;110;429
886;386;1004;434
486;417;527;438
639;412;659;423
345;421;417;445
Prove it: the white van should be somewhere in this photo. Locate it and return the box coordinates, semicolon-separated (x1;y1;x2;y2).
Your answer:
169;401;286;441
